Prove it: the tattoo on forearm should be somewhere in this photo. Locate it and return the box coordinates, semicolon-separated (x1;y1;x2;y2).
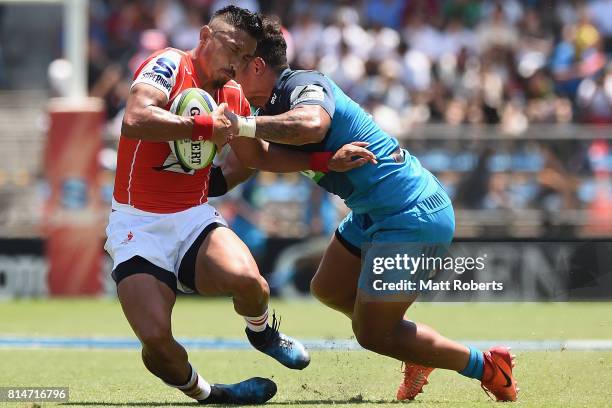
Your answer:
255;110;320;145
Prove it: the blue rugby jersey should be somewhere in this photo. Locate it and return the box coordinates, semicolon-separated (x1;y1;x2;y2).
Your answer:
257;69;432;216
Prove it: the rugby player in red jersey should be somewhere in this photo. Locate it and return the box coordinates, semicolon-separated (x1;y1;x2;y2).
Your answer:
105;6;375;405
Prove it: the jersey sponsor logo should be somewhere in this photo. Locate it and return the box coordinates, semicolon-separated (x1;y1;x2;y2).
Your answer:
138;56;178;92
154;146;196;175
141;71;173;91
290;85;324;108
152;57;177;78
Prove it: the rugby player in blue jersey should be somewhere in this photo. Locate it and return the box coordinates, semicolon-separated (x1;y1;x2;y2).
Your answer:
213;16;518;402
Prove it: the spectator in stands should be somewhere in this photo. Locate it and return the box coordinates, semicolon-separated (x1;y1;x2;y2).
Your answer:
168;6;205;50
304;187;338;238
577;64;612;123
363;0;406;31
403;10;442;62
476;3;519;52
587;0;612;52
225;176;268;262
290;13;324;69
455;147;494;209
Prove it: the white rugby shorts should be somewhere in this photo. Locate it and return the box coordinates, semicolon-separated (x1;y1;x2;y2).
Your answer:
104;199;227;292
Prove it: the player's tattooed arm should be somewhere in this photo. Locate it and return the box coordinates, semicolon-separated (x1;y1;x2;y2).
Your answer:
226;105;331;145
229;137;376;173
254;105;331;145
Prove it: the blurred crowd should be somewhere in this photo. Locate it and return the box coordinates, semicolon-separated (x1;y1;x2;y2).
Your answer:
81;0;612;240
3;0;611;241
79;0;612;239
83;0;612;134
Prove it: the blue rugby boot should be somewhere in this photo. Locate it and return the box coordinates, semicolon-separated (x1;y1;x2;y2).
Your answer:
246;313;310;370
199;377;277;405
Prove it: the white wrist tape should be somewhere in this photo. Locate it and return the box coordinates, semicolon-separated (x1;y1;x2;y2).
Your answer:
237;116;256;138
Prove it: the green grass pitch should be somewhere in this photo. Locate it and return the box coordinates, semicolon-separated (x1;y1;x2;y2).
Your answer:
1;299;611;407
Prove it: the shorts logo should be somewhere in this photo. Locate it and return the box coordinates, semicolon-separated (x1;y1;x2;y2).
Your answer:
121;231;134;245
152;57;177;78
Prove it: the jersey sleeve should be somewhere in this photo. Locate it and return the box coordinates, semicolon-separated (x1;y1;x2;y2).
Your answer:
131;49;184;101
219;81;252;116
283;72;336;118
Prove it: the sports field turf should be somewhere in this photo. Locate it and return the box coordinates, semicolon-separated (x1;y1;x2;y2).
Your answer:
1;299;611;407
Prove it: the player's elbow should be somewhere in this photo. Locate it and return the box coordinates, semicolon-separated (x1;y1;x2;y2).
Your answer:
121;113;138;139
299;116;327;145
121;109;146;139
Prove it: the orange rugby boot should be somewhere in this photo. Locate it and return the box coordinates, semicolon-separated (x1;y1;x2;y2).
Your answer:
396;363;434;401
480;346;519;402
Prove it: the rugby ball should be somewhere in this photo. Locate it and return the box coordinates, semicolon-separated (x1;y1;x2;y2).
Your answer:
169;88;217;170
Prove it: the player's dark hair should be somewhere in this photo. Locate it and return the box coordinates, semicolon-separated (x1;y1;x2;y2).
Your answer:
211;5;263;41
255;15;289;73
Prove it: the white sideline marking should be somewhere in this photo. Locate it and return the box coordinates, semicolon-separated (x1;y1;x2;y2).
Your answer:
0;337;611;351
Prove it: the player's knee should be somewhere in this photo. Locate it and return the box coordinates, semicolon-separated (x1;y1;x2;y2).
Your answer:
310;275;335;305
311;289;338;309
352;321;392;354
310;276;326;301
229;263;269;299
311;278;350;312
138;322;173;351
237;273;269;299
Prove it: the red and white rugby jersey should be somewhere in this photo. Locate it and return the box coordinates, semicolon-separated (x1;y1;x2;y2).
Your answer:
113;47;251;214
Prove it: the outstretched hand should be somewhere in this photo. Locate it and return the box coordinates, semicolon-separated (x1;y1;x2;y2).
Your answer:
328;142;377;172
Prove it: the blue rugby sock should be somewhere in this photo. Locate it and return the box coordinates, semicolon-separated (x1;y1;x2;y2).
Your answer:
458;346;484;380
